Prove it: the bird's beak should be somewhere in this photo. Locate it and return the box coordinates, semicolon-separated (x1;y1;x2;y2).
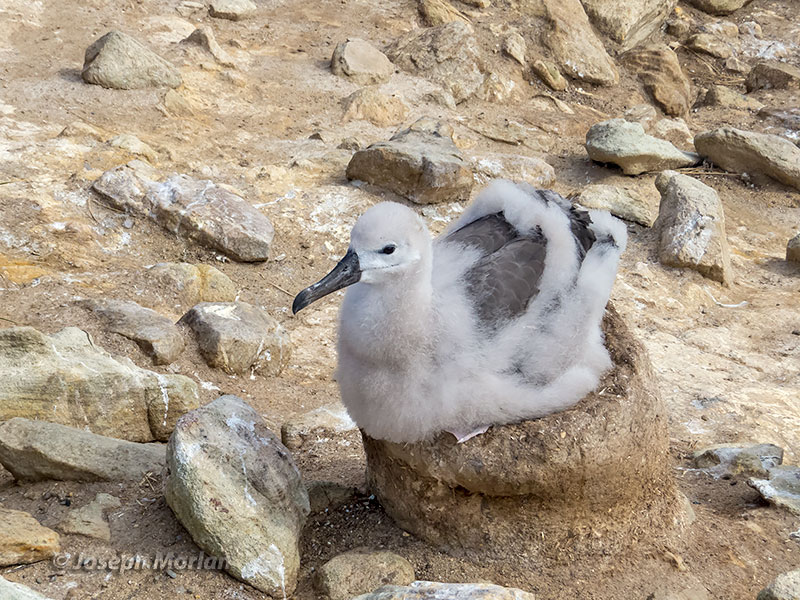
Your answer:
292;249;361;314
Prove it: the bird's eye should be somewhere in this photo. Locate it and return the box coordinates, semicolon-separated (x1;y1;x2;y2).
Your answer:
381;244;396;255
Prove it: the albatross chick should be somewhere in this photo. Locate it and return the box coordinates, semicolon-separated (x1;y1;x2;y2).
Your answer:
293;180;627;443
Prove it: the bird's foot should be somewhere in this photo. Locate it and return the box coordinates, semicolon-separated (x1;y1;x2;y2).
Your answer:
446;425;490;444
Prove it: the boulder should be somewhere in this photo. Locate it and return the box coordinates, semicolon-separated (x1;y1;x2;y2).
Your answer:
0;509;60;567
91;160;160;214
579;0;677;50
281;403;357;451
687;0;753;15
352;581;536;599
624;45;692;116
655;170;732;285
82;30;181;90
748;466;800;515
576;183;657;227
342;88;409;127
331;39;394;86
691;443;783;478
757;570;800;600
145;262;237;308
57;493;122;541
0;577;56;600
746;61;800;92
165;395;310;597
315;549;415;600
208;0;256;20
787;234;800;263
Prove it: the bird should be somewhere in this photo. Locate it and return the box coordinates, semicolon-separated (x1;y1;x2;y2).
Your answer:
292;179;627;444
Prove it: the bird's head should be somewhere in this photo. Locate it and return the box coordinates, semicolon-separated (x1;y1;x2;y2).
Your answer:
292;202;430;314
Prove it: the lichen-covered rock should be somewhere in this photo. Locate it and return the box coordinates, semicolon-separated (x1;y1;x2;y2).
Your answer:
352;581;536;599
580;0;677;50
315;549;415;600
531;59;566;91
0;509;60;567
165;395;310;597
624;45;692;116
331;39;394;86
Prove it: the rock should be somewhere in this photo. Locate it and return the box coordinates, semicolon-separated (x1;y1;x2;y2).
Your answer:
579;0;677;50
146;262;237;308
0;576;56;600
531;60;567;91
724;56;750;73
471;153;556;189
691;443;783;478
351;581;536;599
624;45;692;116
745;61;800;92
182;26;236;68
757;570;800;600
585;119;701;175
665;16;691;38
315;549;415;600
419;0;470;26
165;395;310;597
655;170;732;284
623;103;658;130
346;118;473;204
58;120;109;142
180;302;291;376
0;418;165;481
541;0;619;86
652;117;694;150
281;403;357;451
208;0;256;20
387;22;483;103
576;183;657;226
502;32;526;65
82;30;182;90
0;327;199;442
331;39;394;86
108;134;158;162
0;509;59;567
698;85;764;111
686;0;753;16
306;480;359;513
787;234;800;263
57;493;122;541
749;466;800;516
475;72;518;103
706;20;739;38
91;160;160;215
694;127;800;191
687;33;733;58
342;88;409;127
80;299;185;364
758;107;800;130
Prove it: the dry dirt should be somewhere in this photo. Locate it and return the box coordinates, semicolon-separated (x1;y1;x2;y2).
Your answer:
0;0;798;598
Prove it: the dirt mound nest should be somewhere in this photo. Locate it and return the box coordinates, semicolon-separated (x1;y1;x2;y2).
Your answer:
362;305;688;565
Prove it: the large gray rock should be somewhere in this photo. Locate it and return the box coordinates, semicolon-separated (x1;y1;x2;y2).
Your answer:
165;395;310;597
315;549;415;600
346;118;473;204
691;443;783;478
351;581;536;600
687;0;752;15
0;508;60;567
57;493;122;541
0;418;165;481
787;234;800;263
180;302;291;376
0;327;199;442
331;39;394;86
80;299;184;365
386;22;484;103
694;127;800;191
576;183;657;227
749;466;800;516
586;119;701;175
624;45;692;116
757;570;800;600
82;30;181;90
579;0;677;50
0;577;56;600
746;61;800;91
655;171;732;285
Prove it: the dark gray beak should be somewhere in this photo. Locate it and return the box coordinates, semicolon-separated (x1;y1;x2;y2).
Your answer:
292;249;361;314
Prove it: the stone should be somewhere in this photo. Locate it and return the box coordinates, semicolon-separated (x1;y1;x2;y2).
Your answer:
749;466;800;516
208;0;256;20
665;16;691;38
471;154;556;189
691;443;783;478
346;117;473;204
746;61;800;92
82;30;182;90
475;72;518;103
579;0;677;50
576;183;657;227
182;26;236;68
758;107;800;130
687;0;753;15
585;119;701;175
0;327;199;442
655;170;732;285
706;20;740;38
352;581;536;599
57;493;122;541
179;302;291;376
342;88;409;127
687;33;733;58
541;0;619;86
531;60;566;91
0;509;59;567
108;134;158;162
165;395;310;597
787;234;800;263
419;0;470;26
281;403;357;451
698;85;764;111
91;160;160;215
315;549;415;600
624;45;692;116
623;103;658;130
757;570;800;600
651;117;694;150
387;22;484;103
331;39;394;86
80;298;185;365
0;418;165;481
694;127;800;191
145;262;237;308
0;576;56;600
502;32;526;65
306;480;359;513
724;56;750;73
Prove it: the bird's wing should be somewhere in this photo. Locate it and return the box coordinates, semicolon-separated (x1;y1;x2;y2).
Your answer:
441;213;517;256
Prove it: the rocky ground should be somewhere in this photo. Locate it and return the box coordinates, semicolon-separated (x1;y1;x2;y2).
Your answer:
0;0;799;598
